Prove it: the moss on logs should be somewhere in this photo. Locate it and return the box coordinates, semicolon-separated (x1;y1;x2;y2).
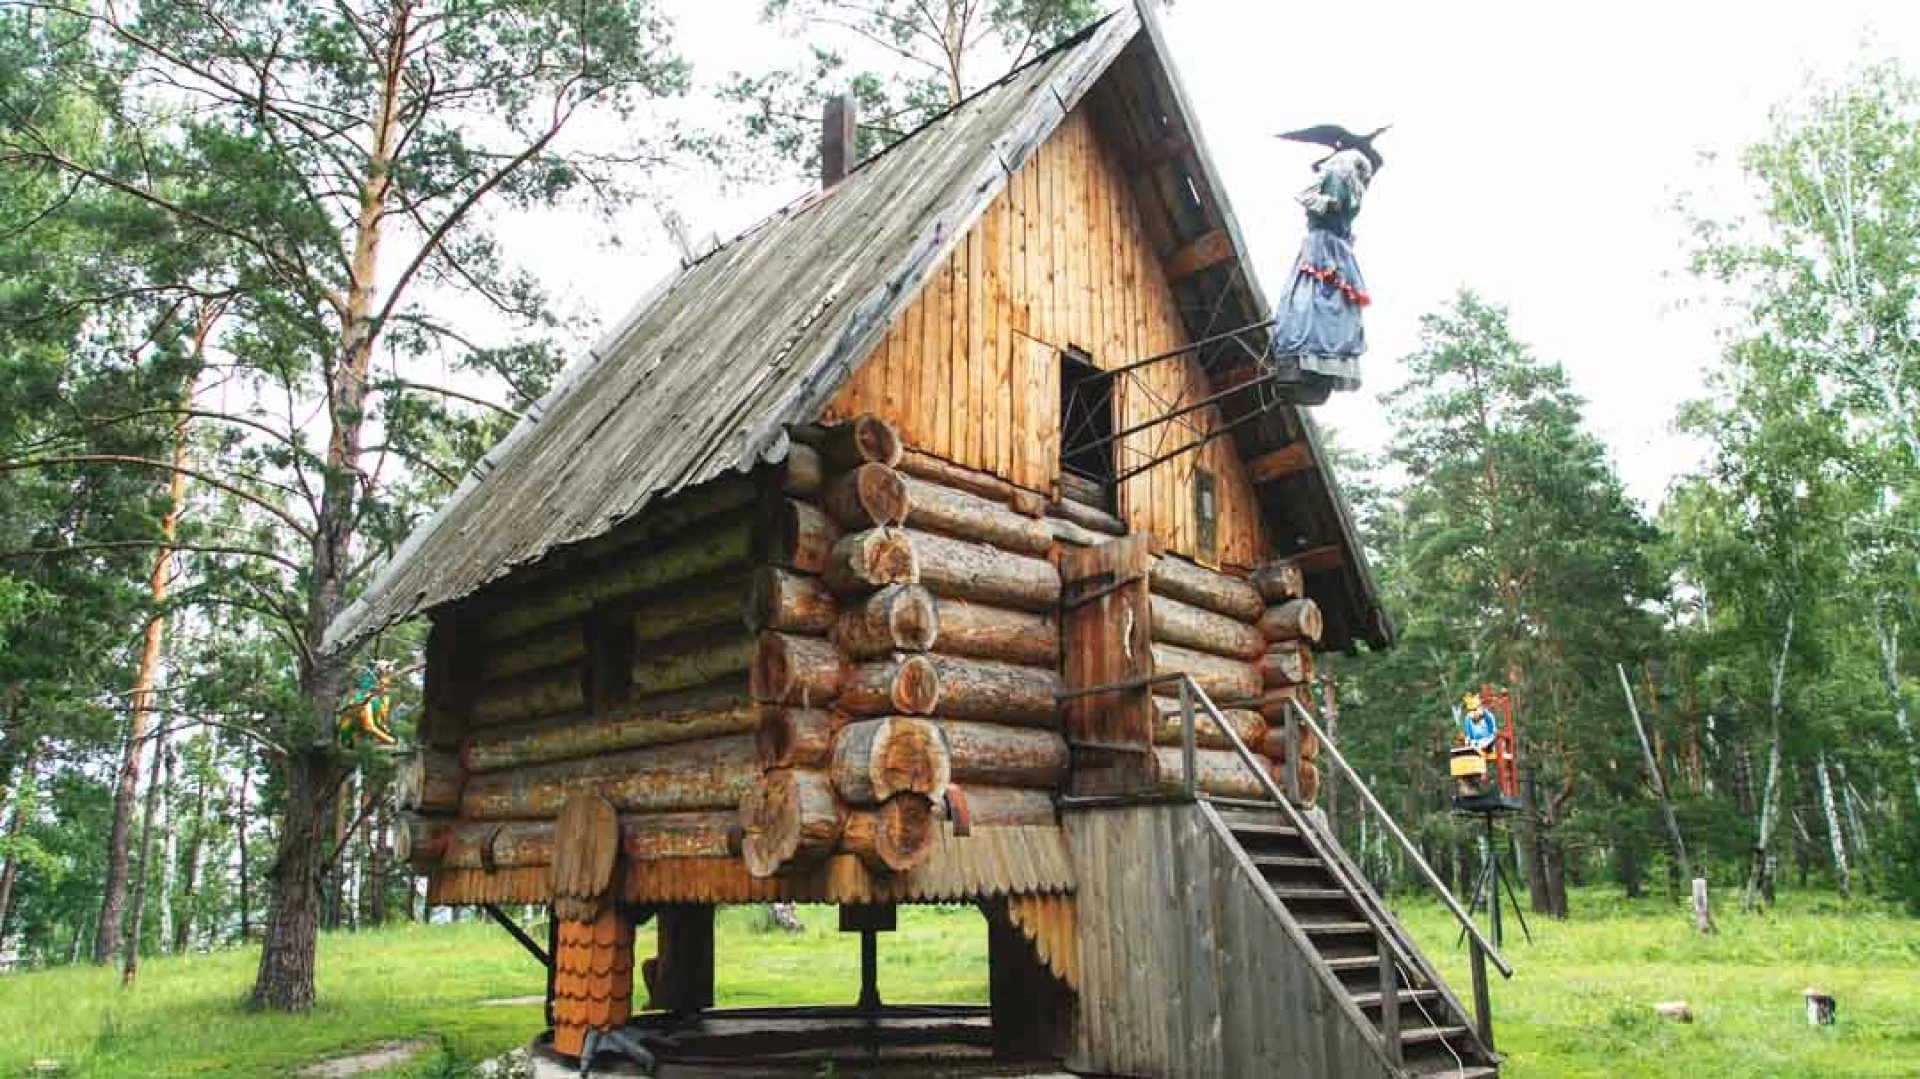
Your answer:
483;515;757;640
896;475;1053;556
471;667;587;726
746;567;837;635
767;499;839;575
632;581;751;646
1259;642;1314;688
824;528;919;594
908;530;1060;612
935;785;1057;827
1251;560;1305;602
833;584;939;658
480;626;587;683
936;721;1066;790
924;655;1061;726
931;599;1058;667
632;631;756;700
740;768;844;877
1150;700;1268;751
824;462;910;529
1151;746;1280;800
397;749;465;813
459;734;759;819
1149;642;1262;703
1258;598;1324;644
1149;556;1263;623
840;793;938;872
1149;594;1265;660
462;681;758;773
839;654;942;716
495;477;758;595
830;717;951;805
756;707;840;770
750;631;850;706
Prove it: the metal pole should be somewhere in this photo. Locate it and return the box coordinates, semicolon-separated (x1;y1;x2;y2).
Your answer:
1487;814;1504;950
1067;373;1277;453
1078;318;1277;385
1291;701;1514;978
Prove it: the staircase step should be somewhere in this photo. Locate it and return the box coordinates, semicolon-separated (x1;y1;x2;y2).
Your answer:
1399;1025;1472;1047
1405;1065;1497;1079
1228;821;1301;839
1349;988;1441;1009
1248;854;1321;870
1300;920;1373;936
1268;886;1349;902
1322;954;1382;972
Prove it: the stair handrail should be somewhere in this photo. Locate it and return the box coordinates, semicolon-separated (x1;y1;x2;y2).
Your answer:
1166;674;1424;983
1286;698;1514;982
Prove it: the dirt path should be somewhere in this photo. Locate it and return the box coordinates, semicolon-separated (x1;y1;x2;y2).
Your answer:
298;1039;431;1078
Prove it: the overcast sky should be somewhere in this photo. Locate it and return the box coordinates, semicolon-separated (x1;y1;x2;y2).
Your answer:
504;0;1920;512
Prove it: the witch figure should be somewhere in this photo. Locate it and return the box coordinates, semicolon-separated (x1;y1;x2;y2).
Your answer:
1268;124;1386;404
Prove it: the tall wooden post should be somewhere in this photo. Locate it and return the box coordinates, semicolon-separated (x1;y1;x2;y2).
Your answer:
647;905;715;1015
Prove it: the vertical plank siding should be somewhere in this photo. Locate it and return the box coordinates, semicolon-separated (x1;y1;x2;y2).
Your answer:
824;108;1266;569
1065;803;1395;1078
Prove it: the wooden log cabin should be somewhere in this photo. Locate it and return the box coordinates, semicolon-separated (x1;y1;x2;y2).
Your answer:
330;5;1501;1076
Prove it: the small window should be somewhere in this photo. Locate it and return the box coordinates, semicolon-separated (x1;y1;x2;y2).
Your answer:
1193;468;1218;563
1059;349;1114;505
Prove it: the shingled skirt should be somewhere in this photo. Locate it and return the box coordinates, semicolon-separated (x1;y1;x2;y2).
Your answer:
1268;228;1367;394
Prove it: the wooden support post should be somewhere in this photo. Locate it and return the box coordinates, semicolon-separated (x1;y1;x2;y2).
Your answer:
840;904;896;1012
1380;948;1401;1064
985;900;1074;1060
648;905;715;1015
1470;939;1494;1051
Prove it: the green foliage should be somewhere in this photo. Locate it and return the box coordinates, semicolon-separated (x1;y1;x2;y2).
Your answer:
716;0;1103;181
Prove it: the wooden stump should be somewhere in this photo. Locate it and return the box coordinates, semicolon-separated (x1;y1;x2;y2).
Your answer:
830;717;952;804
839;654;942;716
740;769;843;878
750;631;850;706
840;793;938;872
833;584;939;658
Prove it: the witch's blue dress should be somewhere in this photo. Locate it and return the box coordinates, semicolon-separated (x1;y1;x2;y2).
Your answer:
1269;148;1371;394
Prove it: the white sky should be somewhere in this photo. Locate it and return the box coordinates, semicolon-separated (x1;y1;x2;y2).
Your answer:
504;0;1920;512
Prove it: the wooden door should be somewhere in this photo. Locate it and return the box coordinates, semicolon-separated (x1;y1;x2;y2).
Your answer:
1059;533;1157;795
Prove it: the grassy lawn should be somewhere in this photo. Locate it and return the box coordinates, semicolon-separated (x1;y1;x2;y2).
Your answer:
0;892;1914;1078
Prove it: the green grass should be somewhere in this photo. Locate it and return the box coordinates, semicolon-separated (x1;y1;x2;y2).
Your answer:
0;892;1914;1078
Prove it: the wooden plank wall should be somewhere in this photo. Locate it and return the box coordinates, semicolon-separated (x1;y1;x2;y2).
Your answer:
822;108;1266;569
1064;803;1393;1078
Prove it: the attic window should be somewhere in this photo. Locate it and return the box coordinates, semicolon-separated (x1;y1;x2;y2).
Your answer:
1059;349;1115;508
1193;467;1218;564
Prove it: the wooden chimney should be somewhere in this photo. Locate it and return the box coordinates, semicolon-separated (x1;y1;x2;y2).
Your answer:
822;92;856;188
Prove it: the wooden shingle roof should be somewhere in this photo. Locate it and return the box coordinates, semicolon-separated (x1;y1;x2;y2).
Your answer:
326;2;1389;656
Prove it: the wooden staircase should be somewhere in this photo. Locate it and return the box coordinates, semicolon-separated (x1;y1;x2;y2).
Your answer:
1061;674;1508;1078
1219;805;1500;1078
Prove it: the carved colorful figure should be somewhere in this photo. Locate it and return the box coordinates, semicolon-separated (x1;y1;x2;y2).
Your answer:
337;662;396;747
1459;692;1499;752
